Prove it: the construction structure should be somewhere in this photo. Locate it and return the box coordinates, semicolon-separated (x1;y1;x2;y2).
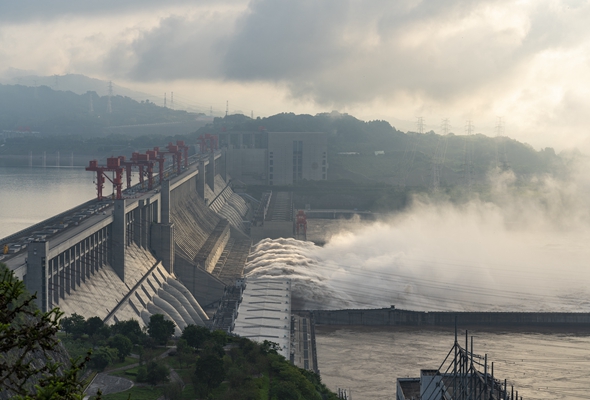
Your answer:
232;278;292;359
397;329;522;400
250;191;293;243
295;210;307;240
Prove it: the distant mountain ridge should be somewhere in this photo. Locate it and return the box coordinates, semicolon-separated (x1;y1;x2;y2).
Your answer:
0;71;154;103
0;83;204;136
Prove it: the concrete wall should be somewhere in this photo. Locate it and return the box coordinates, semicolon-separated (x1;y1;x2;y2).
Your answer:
312;307;590;327
267;132;328;185
251;220;293;243
225;147;267;183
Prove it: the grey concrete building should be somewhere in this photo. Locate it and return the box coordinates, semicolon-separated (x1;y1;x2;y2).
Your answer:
224;131;328;185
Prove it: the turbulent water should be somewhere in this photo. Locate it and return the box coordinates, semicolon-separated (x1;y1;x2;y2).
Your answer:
246;171;590;312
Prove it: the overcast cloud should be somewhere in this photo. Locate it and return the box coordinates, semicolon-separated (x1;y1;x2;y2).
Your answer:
1;0;590;150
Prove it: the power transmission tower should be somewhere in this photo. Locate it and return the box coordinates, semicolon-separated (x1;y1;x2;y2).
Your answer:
417;117;425;134
106;81;113;114
494;117;508;170
225;101;229;117
164;92;167;108
431;119;451;191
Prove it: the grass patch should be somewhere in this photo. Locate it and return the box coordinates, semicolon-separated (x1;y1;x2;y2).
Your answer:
99;386;163;400
180;384;197;400
256;373;270;399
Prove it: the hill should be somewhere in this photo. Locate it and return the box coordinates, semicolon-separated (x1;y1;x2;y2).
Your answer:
194;112;567;189
0;83;204;137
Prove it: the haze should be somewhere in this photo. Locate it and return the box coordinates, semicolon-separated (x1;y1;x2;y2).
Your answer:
246;167;590;311
2;0;590;151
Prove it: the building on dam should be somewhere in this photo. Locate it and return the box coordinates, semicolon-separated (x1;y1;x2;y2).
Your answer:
220;130;328;185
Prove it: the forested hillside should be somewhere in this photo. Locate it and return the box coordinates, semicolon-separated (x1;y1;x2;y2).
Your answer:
196;112;567;189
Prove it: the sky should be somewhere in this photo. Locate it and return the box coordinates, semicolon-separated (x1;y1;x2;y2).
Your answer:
1;0;590;152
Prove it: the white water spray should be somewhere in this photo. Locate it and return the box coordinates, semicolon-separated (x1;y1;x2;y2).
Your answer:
246;170;590;311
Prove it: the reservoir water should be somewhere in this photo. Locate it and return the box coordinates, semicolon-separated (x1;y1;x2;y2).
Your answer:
0;166;97;238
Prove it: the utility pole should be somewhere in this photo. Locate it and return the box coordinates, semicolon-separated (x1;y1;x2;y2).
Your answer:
495;117;508;170
431;118;451;192
442;118;450;135
416;117;425;134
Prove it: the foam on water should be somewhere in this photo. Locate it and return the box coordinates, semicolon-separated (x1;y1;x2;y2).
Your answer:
246;171;590;311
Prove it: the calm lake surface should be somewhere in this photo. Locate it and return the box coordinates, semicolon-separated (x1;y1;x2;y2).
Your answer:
0;166;97;238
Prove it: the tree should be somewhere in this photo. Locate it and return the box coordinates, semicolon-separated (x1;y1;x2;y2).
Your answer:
162;382;183;400
147;314;175;345
180;324;210;348
193;354;225;397
0;263;96;399
111;319;144;344
108;334;133;362
61;313;85;338
146;361;169;385
84;316;103;336
176;338;193;368
89;347;116;372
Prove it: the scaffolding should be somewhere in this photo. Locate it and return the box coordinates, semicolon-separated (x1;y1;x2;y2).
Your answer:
416;328;522;400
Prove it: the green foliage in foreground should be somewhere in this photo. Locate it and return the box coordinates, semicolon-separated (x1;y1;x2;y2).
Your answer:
0;263;97;399
183;329;338;400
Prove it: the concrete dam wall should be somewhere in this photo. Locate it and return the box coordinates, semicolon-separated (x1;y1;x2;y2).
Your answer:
312;307;590;328
5;151;252;333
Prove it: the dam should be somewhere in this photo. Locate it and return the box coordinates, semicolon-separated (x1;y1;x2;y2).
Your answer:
1;149;252;334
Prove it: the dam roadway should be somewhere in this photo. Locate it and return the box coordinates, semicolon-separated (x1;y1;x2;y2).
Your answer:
1;149;253;334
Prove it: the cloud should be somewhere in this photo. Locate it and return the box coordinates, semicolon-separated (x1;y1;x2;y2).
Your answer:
3;0;590;151
109;0;590;107
0;0;245;22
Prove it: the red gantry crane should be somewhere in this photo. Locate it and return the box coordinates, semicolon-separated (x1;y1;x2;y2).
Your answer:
86;156;125;200
197;134;218;154
122;152;157;190
295;210;308;240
